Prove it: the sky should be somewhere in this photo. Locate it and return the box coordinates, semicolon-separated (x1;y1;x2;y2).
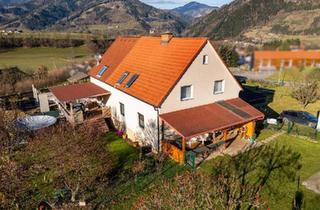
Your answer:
141;0;233;9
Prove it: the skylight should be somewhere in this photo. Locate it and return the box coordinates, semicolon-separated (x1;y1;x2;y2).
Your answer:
117;71;130;84
125;74;139;88
97;65;108;77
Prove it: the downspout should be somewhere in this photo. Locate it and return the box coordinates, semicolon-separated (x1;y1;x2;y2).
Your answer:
154;107;160;153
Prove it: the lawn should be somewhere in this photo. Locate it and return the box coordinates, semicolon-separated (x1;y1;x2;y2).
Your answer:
199;134;320;209
267;67;320;82
268;85;320;116
248;81;320;116
0;46;92;73
267;135;320;210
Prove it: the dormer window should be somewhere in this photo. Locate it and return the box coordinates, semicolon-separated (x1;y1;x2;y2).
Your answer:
97;65;108;77
125;74;139;88
117;71;130;84
203;55;209;65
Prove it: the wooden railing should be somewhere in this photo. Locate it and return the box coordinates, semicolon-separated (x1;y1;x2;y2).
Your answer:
162;140;185;163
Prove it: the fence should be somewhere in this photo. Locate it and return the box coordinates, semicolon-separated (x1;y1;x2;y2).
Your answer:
264;120;320;141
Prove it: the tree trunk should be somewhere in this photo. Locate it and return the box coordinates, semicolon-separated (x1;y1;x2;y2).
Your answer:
71;191;76;202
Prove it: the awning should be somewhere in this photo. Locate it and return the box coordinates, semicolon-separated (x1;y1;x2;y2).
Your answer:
49;82;110;102
160;98;264;139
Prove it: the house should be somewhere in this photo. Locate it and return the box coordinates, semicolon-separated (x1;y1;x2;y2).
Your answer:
50;33;264;164
253;50;320;71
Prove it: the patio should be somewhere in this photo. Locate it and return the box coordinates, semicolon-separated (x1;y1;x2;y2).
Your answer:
160;98;265;166
49;83;111;125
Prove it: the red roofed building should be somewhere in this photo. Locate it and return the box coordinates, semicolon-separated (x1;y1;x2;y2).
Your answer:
50;33;264;164
254;50;320;71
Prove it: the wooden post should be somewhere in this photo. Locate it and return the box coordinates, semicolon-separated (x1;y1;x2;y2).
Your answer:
181;137;186;164
161;120;165;141
246;121;256;138
224;130;228;149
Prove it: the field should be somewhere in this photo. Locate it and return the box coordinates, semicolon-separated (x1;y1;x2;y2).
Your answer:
0;46;92;73
1;31;103;40
267;67;320;82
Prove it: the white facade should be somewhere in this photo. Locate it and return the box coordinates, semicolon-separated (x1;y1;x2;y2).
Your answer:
91;77;160;150
91;41;242;151
161;42;242;113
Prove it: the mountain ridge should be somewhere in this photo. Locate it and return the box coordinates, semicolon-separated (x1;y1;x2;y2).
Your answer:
171;1;217;19
0;0;186;36
184;0;320;40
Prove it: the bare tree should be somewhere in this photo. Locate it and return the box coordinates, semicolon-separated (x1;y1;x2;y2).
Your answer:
33;65;49;81
35;125;113;202
291;80;320;108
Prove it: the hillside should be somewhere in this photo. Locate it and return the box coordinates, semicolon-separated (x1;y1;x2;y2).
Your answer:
171;1;217;19
0;0;186;36
184;0;320;40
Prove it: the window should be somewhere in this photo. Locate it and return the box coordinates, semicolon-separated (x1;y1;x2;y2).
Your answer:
125;74;139;88
117;71;130;84
120;102;125;116
214;80;225;94
138;113;144;128
203;55;209;65
181;85;193;101
97;65;108;77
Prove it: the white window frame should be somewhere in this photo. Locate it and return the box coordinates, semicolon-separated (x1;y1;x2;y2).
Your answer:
214;80;225;94
138;113;145;129
203;55;209;65
120;102;125;116
180;85;193;101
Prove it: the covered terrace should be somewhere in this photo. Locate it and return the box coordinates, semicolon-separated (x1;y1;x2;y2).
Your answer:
49;83;111;125
160;98;264;166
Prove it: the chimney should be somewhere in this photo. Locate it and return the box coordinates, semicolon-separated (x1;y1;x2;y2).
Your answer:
161;32;173;45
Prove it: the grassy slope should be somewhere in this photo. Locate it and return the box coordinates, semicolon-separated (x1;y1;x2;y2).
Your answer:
0;46;91;73
268;135;320;210
97;133;184;209
200;135;320;209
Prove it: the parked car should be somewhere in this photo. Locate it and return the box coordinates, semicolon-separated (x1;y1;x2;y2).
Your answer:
234;75;248;84
280;110;318;128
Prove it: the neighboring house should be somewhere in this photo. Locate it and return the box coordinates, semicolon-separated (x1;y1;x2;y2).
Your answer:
253;50;320;71
50;33;264;164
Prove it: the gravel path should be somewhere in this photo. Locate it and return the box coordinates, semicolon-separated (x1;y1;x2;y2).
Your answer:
303;172;320;194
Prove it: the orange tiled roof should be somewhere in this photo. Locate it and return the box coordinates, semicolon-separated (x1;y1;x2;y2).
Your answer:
88;37;139;81
255;50;320;60
89;36;208;107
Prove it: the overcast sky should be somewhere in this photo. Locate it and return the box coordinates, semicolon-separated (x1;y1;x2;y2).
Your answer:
141;0;233;9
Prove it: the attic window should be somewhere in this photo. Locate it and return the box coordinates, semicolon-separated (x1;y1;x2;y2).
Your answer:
125;74;139;88
117;71;130;84
97;66;108;77
203;55;209;65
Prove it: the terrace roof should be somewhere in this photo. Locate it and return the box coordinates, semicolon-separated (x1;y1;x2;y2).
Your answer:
160;98;264;139
49;82;110;102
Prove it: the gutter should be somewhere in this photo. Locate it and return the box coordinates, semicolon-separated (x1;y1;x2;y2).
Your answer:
154;107;161;153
